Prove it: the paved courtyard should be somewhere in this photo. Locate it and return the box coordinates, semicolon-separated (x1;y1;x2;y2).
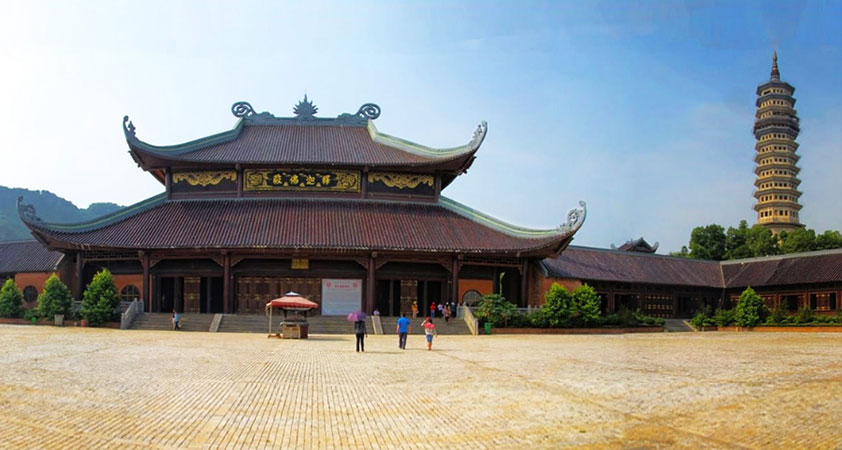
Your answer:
0;325;840;449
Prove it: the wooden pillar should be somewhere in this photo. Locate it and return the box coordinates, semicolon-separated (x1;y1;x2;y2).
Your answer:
366;255;376;313
165;169;172;199
388;280;394;317
608;290;616;313
520;260;529;308
223;252;231;314
74;252;84;301
451;257;459;305
236;164;243;198
142;252;150;312
422;280;429;316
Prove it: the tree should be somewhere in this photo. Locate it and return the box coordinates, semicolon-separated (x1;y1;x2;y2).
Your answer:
669;246;690;258
745;225;778;257
815;230;842;250
0;279;24;318
80;269;119;326
689;224;726;260
541;283;573;327
735;287;768;327
36;274;73;319
724;220;753;260
569;285;602;327
778;228;816;254
474;293;518;327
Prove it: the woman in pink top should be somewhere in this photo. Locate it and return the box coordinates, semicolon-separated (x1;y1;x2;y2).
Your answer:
422;317;437;351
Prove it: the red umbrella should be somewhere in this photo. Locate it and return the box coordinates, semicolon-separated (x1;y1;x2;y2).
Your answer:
266;292;318;310
346;311;368;322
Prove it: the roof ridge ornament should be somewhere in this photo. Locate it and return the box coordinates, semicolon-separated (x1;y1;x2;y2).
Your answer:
469;121;488;151
17;196;42;223
123;116;137;141
558;201;587;234
355;103;381;120
293;94;318;119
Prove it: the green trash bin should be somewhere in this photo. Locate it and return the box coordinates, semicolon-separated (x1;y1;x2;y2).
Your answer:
484;322;492;335
31;317;37;325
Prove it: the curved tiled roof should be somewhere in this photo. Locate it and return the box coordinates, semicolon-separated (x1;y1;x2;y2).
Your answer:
124;102;486;169
541;247;842;289
21;196;576;256
0;241;63;274
541;246;723;288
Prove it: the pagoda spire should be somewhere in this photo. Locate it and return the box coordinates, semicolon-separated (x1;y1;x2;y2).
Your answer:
771;50;780;80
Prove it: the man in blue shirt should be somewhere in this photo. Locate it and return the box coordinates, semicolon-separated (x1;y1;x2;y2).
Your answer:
396;313;411;350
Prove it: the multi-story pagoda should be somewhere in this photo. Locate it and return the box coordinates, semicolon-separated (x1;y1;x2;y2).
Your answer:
753;51;804;233
18;98;586;316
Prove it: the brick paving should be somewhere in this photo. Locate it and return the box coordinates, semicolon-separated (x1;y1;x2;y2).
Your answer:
0;325;840;449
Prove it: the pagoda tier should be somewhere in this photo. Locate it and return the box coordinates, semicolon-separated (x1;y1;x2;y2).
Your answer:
18;195;586;258
123;98;486;192
753;52;804;233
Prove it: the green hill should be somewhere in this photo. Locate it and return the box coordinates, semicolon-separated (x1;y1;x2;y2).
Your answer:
0;186;123;242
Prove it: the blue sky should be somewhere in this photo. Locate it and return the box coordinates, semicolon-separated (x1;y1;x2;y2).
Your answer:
1;1;840;252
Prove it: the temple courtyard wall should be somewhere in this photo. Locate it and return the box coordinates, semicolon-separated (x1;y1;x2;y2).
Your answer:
0;325;840;448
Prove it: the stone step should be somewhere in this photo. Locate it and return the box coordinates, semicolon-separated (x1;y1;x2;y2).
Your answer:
130;313;214;332
663;319;694;332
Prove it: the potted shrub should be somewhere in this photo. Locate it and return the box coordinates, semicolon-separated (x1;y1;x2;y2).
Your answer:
36;275;73;324
0;279;24;319
80;269;119;327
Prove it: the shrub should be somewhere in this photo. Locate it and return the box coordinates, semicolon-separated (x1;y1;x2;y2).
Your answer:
690;305;715;328
542;284;573;327
0;279;24;318
80;269;119;326
794;306;814;325
713;308;736;327
735;287;768;327
528;308;550;328
569;285;602;327
766;302;787;325
474;293;518;327
36;274;73;319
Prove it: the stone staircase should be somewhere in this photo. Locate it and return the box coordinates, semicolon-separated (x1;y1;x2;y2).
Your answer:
129;313;215;332
378;316;472;335
218;315;363;334
128;314;471;335
663;319;694;332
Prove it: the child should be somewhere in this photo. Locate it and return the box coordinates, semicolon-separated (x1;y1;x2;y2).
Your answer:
422;317;437;351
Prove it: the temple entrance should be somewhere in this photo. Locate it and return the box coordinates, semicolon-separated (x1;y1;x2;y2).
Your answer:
158;277;184;313
374;279;443;316
200;277;224;314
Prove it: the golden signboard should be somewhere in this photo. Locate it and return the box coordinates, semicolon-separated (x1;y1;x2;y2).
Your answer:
244;169;361;192
291;258;309;270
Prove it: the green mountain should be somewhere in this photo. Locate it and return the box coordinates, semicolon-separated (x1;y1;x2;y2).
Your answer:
0;186;123;242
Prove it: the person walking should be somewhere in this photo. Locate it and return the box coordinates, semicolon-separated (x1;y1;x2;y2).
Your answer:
444;304;451;324
171;309;181;331
354;318;368;352
437;302;444;318
396;313;411;350
422;317;437;351
411;301;418;319
430;302;436;319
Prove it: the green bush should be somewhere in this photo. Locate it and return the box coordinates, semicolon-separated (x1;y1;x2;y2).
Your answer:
794;306;814;325
541;284;573;327
735;287;768;327
765;302;787;325
528;308;550;328
36;274;73;319
0;279;24;318
474;293;518;327
690;305;715;328
569;285;603;327
713;308;736;326
80;269;119;326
